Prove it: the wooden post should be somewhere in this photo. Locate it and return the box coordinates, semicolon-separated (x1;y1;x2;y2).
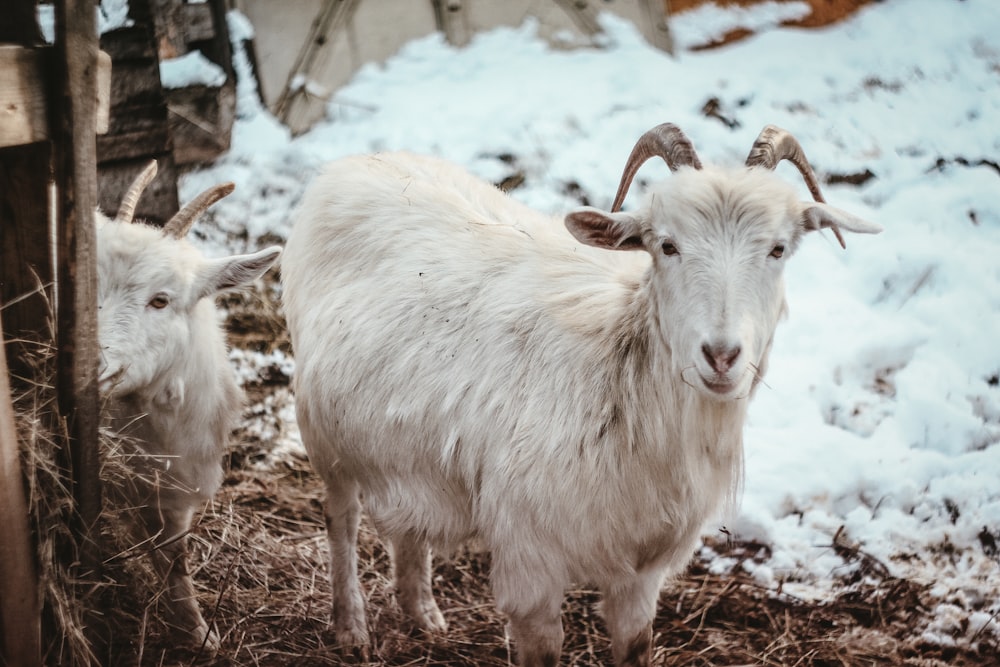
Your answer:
51;0;104;569
51;1;106;658
0;311;41;667
433;0;472;48
0;3;49;659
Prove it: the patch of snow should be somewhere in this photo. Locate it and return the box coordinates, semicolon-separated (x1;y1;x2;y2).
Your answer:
671;0;811;50
160;50;227;89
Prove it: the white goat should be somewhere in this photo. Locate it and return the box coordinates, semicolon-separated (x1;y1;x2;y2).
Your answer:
97;162;281;647
281;124;881;666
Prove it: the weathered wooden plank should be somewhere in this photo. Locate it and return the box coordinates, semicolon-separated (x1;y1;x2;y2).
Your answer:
0;46;111;149
96;156;180;225
0;309;42;667
167;81;235;165
434;0;472;47
171;0;235;164
0;47;49;147
97;124;171;161
184;2;216;43
51;0;103;645
0;142;53;377
0;0;44;46
99;24;157;61
97;0;179;223
193;0;235;79
152;0;187;58
639;0;674;54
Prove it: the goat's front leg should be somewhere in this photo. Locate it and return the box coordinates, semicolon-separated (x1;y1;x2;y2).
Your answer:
492;548;566;667
600;569;665;667
141;503;217;649
322;477;370;657
389;534;447;632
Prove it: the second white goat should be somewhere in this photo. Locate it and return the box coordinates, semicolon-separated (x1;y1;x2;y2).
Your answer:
97;162;281;647
281;124;881;666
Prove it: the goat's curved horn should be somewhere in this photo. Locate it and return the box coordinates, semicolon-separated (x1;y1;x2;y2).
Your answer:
611;123;702;213
745;124;845;247
162;182;235;239
115;160;158;224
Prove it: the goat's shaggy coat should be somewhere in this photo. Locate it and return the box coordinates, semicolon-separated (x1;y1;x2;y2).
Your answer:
282;130;880;666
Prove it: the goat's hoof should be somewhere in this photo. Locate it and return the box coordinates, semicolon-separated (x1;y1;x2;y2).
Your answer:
337;641;371;663
398;593;448;633
334;623;371;662
188;622;220;652
415;603;447;634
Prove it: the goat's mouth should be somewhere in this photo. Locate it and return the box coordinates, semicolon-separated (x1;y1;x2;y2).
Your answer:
699;374;738;396
98;366;126;394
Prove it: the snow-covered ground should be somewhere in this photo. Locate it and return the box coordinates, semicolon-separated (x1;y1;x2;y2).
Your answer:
180;0;1000;648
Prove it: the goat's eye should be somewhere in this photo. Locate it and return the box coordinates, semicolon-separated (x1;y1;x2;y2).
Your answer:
661;241;679;257
769;244;785;259
148;294;170;309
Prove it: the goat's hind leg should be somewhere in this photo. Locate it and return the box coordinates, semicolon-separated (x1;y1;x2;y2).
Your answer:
389;533;447;632
322;476;370;655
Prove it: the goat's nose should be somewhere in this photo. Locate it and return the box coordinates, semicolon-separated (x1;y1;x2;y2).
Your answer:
702;342;741;374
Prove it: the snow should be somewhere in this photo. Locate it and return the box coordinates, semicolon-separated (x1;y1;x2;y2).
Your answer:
98;0;133;33
670;0;811;50
36;0;134;42
185;0;1000;646
159;50;227;89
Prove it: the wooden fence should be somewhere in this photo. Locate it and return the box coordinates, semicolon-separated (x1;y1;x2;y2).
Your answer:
0;0;111;663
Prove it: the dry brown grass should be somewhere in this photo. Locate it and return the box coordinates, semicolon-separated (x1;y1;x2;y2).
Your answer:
95;434;999;666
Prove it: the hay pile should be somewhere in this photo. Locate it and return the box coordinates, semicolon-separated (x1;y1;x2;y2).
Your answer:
105;438;1000;667
13;278;1000;666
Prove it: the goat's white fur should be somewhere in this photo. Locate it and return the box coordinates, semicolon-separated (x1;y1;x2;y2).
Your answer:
282;145;880;665
97;195;280;647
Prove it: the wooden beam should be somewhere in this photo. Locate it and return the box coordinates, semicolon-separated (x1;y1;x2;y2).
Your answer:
0;309;42;667
0;47;49;148
0;142;54;381
0;0;44;46
433;0;472;48
184;2;216;44
98;0;180;224
640;0;674;54
0;46;111;149
51;0;103;635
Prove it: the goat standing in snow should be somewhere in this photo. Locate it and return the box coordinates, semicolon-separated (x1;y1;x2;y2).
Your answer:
281;124;881;666
97;162;281;647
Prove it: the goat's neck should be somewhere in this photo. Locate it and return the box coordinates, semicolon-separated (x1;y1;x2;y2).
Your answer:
619;271;747;482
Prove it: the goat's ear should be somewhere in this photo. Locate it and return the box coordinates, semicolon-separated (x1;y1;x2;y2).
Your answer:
800;203;882;248
564;207;646;251
195;246;282;299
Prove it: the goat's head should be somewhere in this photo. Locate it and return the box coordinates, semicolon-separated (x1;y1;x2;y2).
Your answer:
97;161;281;398
565;124;882;401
